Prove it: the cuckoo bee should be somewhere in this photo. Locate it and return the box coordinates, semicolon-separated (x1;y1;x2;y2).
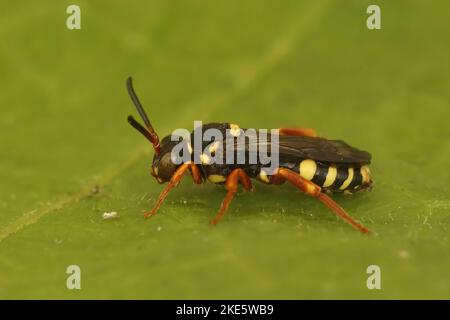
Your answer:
126;77;373;234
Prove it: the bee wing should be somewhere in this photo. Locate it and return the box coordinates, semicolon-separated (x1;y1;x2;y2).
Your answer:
277;135;371;164
227;134;371;165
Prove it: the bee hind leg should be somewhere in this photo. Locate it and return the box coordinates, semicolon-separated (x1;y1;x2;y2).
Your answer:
275;168;370;234
278;127;318;137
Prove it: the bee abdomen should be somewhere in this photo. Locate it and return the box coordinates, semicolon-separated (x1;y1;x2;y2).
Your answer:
296;159;372;193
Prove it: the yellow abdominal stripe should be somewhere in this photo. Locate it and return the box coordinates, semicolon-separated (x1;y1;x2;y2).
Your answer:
339;167;354;190
323;166;337;187
299;159;317;181
361;165;371;183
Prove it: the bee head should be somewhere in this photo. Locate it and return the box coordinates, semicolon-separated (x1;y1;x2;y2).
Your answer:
150;136;183;183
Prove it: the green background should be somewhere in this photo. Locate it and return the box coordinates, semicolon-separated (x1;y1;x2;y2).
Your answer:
0;0;449;299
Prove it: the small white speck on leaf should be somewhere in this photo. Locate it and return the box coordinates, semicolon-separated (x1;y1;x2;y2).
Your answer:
102;211;119;220
398;249;410;259
157;226;162;231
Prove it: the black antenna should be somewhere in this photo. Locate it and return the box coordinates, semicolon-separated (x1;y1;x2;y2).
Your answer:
126;77;160;154
127;115;154;144
126;77;153;130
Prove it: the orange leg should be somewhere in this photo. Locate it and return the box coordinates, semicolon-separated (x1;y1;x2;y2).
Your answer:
278;127;318;137
189;163;204;184
210;169;252;225
144;163;202;218
276;168;370;234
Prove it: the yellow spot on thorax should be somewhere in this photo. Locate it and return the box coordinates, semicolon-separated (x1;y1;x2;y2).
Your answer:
258;169;270;183
208;141;221;154
208;174;226;183
200;153;211;165
187;142;193;154
229;123;241;137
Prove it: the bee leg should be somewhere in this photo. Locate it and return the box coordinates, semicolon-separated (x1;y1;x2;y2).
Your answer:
278;127;318;137
276;168;370;234
210;169;252;225
144;163;192;218
145;163;203;218
189;163;203;184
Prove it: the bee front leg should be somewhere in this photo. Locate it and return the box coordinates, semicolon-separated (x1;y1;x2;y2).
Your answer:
210;169;252;225
275;168;370;234
144;163;198;218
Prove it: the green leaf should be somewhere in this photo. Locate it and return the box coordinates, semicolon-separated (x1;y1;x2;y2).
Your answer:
0;0;449;299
